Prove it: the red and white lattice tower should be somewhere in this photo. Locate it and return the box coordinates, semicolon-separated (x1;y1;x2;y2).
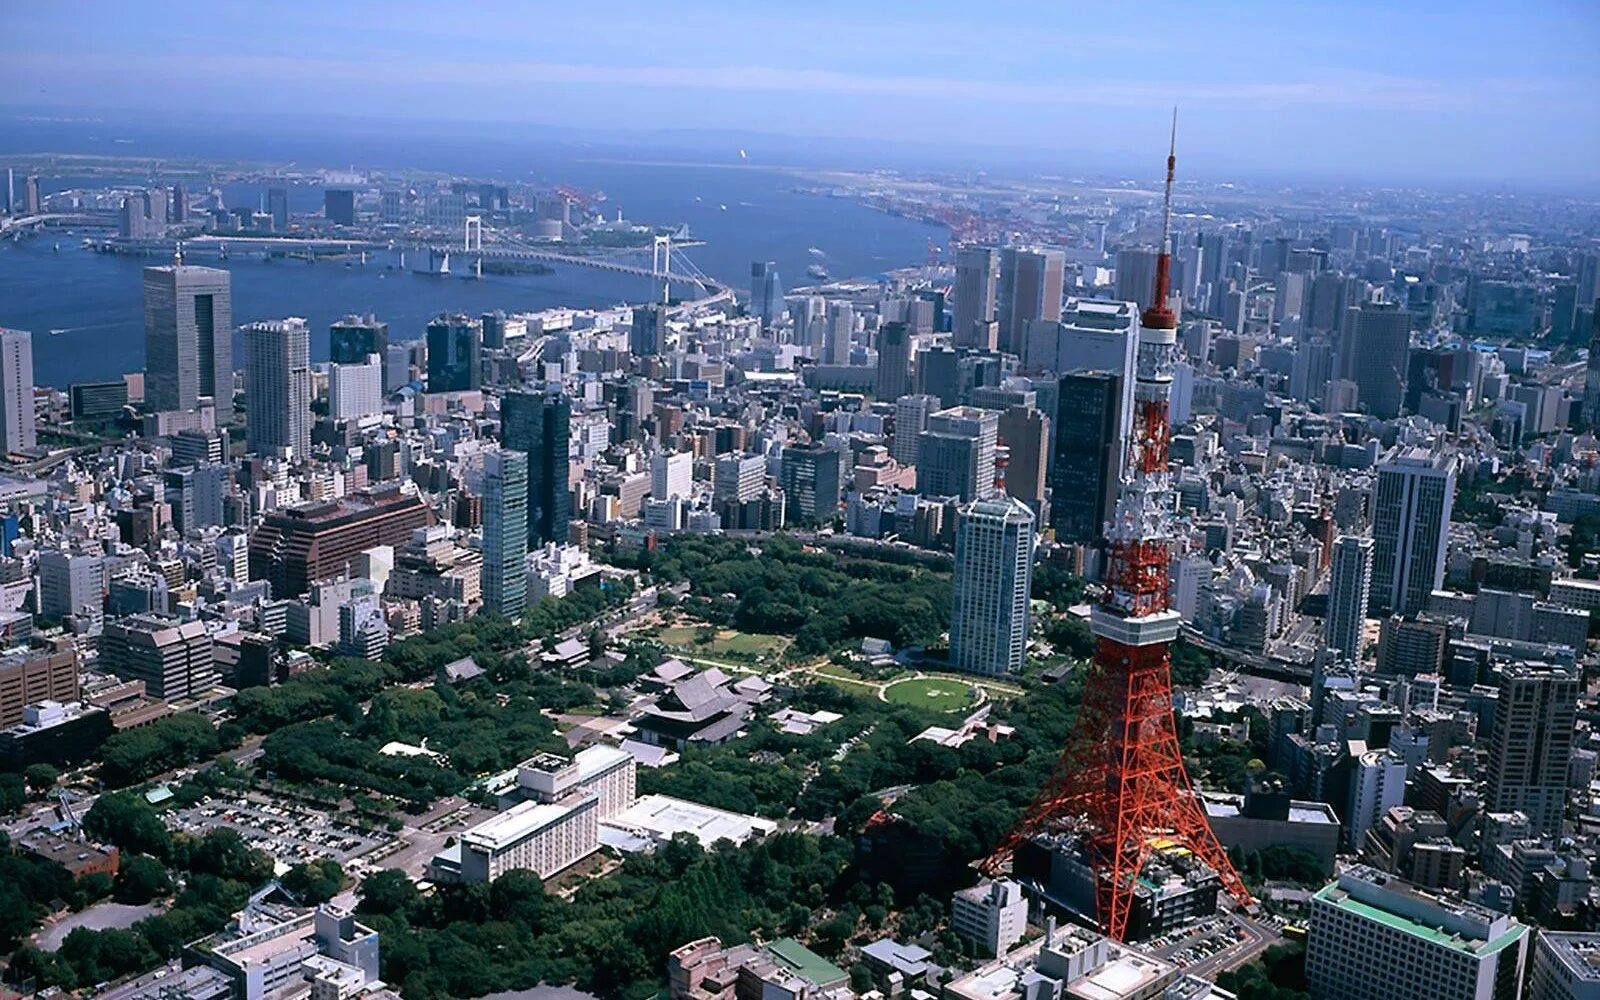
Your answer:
983;111;1253;941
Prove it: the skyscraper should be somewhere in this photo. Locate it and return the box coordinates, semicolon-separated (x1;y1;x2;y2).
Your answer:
749;261;783;329
266;186;289;231
949;496;1035;676
779;443;842;525
954;245;1000;350
1370;447;1455;615
143;262;233;413
324;189;356;225
915;346;961;406
1487;663;1578;837
997;404;1048;513
328;355;384;422
502;389;571;546
169;183;187;223
426;314;482;393
1114;247;1162;312
1037;297;1139;457
330;314;389;366
630;304;665;358
1324;535;1373;658
997;247;1065;357
242;318;311;459
823;302;854;365
1582;308;1600;432
874;321;911;401
1351;301;1411;419
1050;371;1122;546
0;328;36;455
892;393;939;467
917;406;999;501
482;450;529;618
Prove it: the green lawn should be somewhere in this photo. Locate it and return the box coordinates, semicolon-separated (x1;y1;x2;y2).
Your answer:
652;622;790;661
883;676;978;712
718;631;790;657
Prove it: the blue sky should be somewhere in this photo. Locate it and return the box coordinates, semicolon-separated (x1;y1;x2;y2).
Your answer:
3;0;1597;186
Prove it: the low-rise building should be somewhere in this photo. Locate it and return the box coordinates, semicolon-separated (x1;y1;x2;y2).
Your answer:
952;879;1029;958
193;900;381;1000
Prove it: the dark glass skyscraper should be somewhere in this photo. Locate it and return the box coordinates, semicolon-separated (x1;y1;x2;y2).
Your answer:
426;314;482;393
267;186;289;231
749;261;783;329
1051;371;1122;546
502;389;572;546
324;189;356;226
875;321;911;400
630;304;664;357
330;315;389;365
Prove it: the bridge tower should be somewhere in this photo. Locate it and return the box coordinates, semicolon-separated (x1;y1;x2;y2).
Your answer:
464;215;483;252
651;234;674;304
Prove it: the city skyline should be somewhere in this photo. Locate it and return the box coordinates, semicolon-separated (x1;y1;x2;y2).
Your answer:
1;1;1597;188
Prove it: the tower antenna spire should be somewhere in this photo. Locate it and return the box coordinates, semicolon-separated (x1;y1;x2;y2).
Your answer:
1142;107;1178;330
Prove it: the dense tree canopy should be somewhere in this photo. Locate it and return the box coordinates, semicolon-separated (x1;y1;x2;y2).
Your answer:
357;832;854;1000
98;712;223;787
617;535;951;654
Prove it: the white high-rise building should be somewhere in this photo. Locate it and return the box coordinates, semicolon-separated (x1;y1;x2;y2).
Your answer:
1168;554;1213;623
823;302;854;366
1307;866;1529;1000
37;550;103;620
713;454;765;505
1371;447;1455;615
0;328;36;454
1324;535;1374;658
892;393;940;467
1346;749;1408;850
328;353;384;422
949;496;1035;676
650;451;694;501
243;318;312;460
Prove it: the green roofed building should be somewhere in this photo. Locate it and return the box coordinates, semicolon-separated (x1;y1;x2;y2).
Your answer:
765;938;848;992
1307;864;1528;1000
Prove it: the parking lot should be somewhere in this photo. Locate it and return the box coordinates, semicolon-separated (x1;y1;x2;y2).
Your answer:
168;791;397;867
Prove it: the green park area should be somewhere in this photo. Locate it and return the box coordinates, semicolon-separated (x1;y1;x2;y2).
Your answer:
883;676;977;712
651;621;792;663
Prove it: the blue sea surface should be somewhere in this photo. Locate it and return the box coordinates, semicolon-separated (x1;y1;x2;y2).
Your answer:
1;160;939;388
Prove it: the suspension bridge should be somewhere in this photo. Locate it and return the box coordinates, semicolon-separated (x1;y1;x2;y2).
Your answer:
77;214;727;307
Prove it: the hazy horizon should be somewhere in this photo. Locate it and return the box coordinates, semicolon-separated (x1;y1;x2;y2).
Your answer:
2;0;1597;190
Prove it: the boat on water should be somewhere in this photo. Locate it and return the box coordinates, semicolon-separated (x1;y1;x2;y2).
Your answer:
806;263;829;280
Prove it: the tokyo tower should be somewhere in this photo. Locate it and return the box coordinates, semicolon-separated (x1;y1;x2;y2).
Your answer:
982;111;1253;941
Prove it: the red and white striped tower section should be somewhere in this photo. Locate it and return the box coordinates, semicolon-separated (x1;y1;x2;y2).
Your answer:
984;111;1253;941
